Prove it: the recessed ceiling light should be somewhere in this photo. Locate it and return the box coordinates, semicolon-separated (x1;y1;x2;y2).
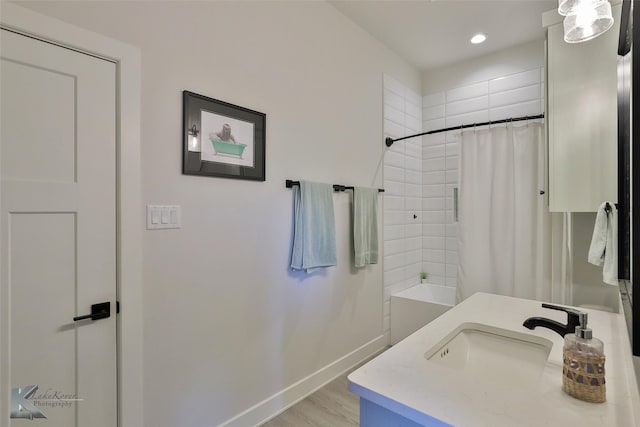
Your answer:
470;33;487;44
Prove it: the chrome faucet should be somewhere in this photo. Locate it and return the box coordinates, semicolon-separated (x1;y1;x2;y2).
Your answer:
522;303;585;338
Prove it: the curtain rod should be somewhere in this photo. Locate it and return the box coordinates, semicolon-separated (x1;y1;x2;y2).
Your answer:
285;180;384;193
385;113;545;147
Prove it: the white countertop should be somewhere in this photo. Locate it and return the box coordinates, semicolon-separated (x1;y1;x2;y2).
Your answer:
348;293;640;427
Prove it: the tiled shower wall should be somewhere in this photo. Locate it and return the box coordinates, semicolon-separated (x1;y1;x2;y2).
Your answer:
421;67;545;289
382;74;423;338
383;66;544;340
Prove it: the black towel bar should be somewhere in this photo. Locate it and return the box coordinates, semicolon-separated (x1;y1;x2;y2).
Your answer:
285;179;384;193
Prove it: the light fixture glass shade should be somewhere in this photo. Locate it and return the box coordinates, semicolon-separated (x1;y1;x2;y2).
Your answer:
558;0;594;16
563;0;614;43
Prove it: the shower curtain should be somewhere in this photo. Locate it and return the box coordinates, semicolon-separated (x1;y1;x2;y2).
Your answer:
457;123;572;303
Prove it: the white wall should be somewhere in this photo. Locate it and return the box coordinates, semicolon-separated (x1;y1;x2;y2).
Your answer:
17;1;421;425
382;75;423;341
420;40;545;292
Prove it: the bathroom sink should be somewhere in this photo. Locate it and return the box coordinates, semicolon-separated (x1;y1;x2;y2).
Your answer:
424;322;553;388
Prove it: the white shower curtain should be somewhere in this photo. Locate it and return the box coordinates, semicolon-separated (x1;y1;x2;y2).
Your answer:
457;123;571;302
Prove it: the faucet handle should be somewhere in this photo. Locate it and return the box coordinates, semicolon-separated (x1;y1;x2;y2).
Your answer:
541;303;581;315
541;303;585;327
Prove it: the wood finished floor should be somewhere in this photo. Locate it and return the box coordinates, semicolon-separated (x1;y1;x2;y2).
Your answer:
261;349;387;427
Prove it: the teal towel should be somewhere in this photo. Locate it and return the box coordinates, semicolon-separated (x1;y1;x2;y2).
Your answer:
290;181;337;273
353;187;379;268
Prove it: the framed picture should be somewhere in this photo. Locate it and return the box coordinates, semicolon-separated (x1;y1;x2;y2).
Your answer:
183;91;266;181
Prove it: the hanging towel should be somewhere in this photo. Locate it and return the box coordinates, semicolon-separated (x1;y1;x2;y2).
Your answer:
290;181;337;273
588;202;618;285
353;187;379;268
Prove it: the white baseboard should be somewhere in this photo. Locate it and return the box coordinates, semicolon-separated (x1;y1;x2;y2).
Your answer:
219;334;387;427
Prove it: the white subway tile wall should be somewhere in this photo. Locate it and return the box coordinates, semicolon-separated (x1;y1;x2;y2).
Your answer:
383;74;423;339
420;66;544;291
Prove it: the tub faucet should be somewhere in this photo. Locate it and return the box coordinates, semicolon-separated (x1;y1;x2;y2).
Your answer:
522;303;585;338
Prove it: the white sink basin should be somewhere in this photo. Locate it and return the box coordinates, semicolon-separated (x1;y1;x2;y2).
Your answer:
424;322;553;388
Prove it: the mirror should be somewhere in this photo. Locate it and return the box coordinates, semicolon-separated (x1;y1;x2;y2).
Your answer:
616;0;635;355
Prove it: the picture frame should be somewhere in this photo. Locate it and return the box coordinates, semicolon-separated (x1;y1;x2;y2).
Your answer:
182;91;266;181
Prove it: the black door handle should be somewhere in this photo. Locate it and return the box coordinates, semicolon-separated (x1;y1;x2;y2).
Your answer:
73;302;110;321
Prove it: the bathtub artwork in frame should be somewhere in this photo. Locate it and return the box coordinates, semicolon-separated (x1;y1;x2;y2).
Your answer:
182;91;266;181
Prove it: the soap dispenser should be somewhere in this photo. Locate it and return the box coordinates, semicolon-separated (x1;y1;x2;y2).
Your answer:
562;311;606;403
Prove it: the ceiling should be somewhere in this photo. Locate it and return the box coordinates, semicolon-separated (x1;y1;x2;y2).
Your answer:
329;0;557;71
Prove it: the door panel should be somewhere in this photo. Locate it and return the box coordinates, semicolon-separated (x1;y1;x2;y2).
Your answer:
1;29;117;426
1;58;76;183
10;213;77;426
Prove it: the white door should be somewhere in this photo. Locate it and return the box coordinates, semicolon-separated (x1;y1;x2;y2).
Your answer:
1;29;117;426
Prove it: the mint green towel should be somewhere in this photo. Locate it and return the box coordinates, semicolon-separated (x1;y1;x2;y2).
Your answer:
290;181;337;273
353;187;379;267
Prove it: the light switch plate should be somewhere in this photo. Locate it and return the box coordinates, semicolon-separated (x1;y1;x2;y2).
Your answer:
147;205;181;229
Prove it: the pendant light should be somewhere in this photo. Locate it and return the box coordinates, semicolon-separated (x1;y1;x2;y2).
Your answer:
563;0;614;43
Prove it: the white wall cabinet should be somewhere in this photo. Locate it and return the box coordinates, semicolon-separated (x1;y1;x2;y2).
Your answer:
545;4;620;212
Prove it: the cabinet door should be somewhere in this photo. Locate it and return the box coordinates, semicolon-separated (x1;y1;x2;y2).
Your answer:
547;4;620;212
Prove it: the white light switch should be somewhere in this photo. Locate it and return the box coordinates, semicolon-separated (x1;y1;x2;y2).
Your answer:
147;205;181;229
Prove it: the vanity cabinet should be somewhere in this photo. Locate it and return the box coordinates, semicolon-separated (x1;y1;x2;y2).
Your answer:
544;4;620;212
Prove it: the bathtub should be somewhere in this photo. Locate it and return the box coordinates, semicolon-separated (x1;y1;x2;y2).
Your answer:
210;139;247;158
390;283;456;345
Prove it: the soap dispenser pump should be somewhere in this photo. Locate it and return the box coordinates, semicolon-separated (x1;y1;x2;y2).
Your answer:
562;311;606;403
